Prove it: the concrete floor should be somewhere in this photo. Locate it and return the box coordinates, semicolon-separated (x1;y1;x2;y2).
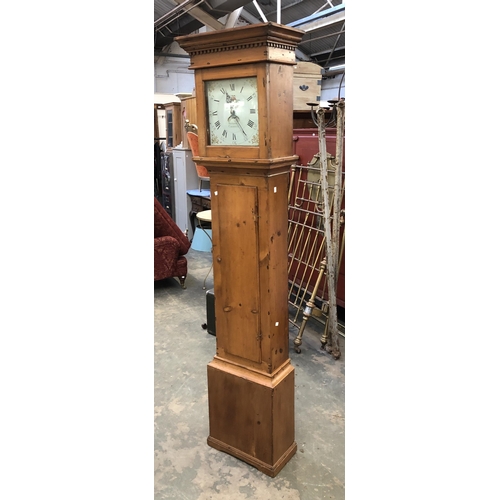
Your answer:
154;247;345;499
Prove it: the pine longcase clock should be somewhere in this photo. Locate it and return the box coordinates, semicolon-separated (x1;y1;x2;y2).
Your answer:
176;22;304;478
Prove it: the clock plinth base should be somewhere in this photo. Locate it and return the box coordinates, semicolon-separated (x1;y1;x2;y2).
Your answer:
207;437;297;478
207;358;296;477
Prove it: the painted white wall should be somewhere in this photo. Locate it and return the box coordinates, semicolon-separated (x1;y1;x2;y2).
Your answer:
154;60;195;94
320;73;345;104
154;42;195;94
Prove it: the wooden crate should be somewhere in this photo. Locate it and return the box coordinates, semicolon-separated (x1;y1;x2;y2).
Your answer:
293;61;322;111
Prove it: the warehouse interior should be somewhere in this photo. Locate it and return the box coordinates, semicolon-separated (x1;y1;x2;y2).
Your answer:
154;1;346;498
4;3;497;500
154;0;345;71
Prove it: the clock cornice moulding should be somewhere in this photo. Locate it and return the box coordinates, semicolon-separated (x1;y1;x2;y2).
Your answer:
175;22;304;69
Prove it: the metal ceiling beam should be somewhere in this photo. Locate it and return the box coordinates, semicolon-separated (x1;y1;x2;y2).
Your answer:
224;7;244;28
313;1;335;15
293;10;345;33
322;63;345;77
309;48;341;57
288;3;345;31
237;6;310;60
314;53;344;65
299;28;344;46
239;7;260;24
155;0;209;32
154;0;198;28
323;20;345;68
277;0;306;13
252;1;268;22
171;0;224;30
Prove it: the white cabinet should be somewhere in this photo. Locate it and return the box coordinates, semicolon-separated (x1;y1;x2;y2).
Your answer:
171;148;199;239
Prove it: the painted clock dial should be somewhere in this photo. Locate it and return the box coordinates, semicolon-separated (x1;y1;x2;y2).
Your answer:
205;76;259;146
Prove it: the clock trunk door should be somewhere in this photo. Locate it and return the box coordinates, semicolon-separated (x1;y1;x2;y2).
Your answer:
214;183;261;364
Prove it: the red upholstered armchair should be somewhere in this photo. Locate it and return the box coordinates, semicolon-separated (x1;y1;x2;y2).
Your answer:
154;197;191;288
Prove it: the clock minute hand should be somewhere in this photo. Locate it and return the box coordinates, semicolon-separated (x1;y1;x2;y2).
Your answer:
232;114;247;137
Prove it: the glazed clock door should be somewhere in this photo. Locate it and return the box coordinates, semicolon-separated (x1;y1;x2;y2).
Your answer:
214;183;261;364
205;77;259;146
